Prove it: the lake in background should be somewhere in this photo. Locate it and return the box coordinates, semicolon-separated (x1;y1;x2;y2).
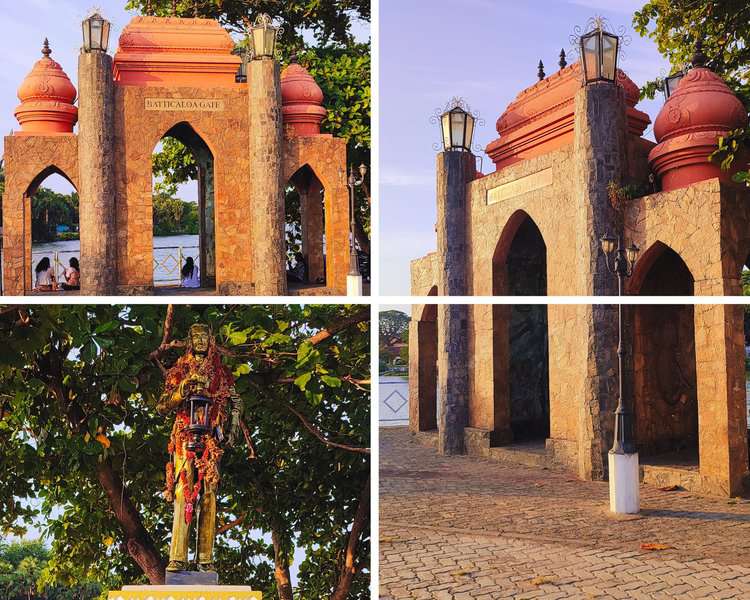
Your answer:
31;234;199;287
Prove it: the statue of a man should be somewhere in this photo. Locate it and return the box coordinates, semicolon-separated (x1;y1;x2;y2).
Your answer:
157;323;241;573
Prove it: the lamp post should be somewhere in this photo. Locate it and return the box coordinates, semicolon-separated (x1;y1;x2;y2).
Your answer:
600;232;640;514
579;17;619;84
346;164;367;296
81;12;111;54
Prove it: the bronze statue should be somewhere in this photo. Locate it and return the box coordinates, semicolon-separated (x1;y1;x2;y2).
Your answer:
157;323;241;573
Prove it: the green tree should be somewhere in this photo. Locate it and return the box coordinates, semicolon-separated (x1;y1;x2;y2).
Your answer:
152;193;199;236
634;1;750;184
0;304;370;599
30;189;79;243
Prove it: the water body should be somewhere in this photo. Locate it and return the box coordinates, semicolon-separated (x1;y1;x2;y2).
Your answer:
31;235;199;286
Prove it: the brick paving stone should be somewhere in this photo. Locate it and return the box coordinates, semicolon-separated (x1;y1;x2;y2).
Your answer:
380;428;750;599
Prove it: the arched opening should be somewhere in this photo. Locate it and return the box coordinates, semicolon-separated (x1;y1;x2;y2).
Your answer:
413;286;438;432
632;243;698;466
286;165;326;289
25;166;80;293
492;213;549;444
151;123;215;290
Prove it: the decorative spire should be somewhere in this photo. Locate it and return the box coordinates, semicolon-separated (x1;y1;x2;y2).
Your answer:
692;39;707;67
42;38;51;58
289;51;298;64
537;60;545;81
559;48;567;69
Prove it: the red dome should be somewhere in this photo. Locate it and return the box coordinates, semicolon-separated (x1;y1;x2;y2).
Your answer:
649;67;748;191
14;39;77;135
280;60;327;136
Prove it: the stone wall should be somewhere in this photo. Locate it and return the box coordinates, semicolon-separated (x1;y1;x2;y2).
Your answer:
1;134;79;295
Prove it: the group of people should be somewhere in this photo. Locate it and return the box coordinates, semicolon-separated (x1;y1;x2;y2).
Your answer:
35;255;201;291
34;257;80;291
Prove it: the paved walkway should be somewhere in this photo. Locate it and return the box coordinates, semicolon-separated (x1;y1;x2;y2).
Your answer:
380;427;750;599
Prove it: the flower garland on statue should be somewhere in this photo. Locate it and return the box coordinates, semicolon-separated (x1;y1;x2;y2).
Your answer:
162;336;234;524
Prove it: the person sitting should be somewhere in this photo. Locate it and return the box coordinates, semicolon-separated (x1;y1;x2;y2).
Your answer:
181;257;200;288
61;257;80;291
34;257;57;291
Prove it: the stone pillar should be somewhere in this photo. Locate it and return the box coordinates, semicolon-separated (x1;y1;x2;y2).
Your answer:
694;304;748;496
436;151;473;296
434;151;473;454
248;59;286;295
77;51;116;295
572;82;628;480
301;178;324;283
437;304;469;455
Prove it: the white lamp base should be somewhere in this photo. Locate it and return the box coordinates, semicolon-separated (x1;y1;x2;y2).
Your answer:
347;274;363;296
608;451;640;514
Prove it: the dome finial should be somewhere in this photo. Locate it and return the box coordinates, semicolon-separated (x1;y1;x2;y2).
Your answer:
42;38;51;58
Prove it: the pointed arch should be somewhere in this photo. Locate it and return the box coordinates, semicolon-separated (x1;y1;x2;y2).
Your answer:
411;285;439;432
629;241;694;295
150;121;216;290
492;210;549;445
25;165;78;197
286;163;327;286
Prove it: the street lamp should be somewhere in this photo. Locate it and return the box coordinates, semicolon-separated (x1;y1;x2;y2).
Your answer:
82;12;111;54
600;232;640;514
439;99;476;152
579;18;619;83
249;13;281;60
346;164;367;296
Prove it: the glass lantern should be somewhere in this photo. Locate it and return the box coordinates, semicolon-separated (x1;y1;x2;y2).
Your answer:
187;393;213;451
440;105;475;152
82;12;111;53
580;25;619;83
249;13;280;60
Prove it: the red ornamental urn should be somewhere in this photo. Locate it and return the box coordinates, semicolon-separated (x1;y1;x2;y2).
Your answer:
648;67;748;192
280;58;327;136
14;39;78;135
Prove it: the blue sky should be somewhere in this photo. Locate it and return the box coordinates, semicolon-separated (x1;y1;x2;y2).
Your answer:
378;0;672;295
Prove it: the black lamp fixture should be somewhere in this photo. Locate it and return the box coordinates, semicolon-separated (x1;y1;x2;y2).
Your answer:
186;393;213;452
233;47;250;83
438;98;476;153
663;68;687;99
579;17;620;84
249;13;282;60
82;12;111;54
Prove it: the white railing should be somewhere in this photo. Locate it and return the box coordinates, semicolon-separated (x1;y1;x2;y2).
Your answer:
28;245;200;288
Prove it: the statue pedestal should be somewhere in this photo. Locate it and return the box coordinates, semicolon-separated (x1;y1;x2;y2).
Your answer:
165;570;218;585
108;585;261;599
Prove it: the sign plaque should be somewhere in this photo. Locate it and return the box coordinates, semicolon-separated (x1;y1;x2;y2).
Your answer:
145;98;225;112
486;167;553;205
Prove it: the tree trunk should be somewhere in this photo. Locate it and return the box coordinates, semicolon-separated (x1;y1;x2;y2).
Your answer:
96;459;166;584
331;475;370;600
272;528;294;600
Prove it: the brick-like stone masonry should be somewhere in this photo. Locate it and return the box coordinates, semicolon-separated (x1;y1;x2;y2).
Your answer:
380;428;750;599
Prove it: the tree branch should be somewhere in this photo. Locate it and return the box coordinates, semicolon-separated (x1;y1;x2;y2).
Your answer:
331;474;370;600
308;308;370;346
216;513;246;535
284;403;370;455
97;459;166;584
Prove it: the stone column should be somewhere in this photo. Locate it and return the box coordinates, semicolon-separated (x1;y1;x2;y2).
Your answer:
694;303;748;496
434;151;473;454
572;82;628;480
438;303;469;454
248;58;286;295
77;51;116;295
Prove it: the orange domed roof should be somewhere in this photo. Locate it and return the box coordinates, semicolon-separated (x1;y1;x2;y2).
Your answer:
113;16;240;87
280;58;327;136
14;39;77;135
649;67;748;191
486;62;650;171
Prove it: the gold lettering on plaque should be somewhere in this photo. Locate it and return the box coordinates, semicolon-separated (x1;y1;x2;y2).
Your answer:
486;167;553;205
145;98;225;112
